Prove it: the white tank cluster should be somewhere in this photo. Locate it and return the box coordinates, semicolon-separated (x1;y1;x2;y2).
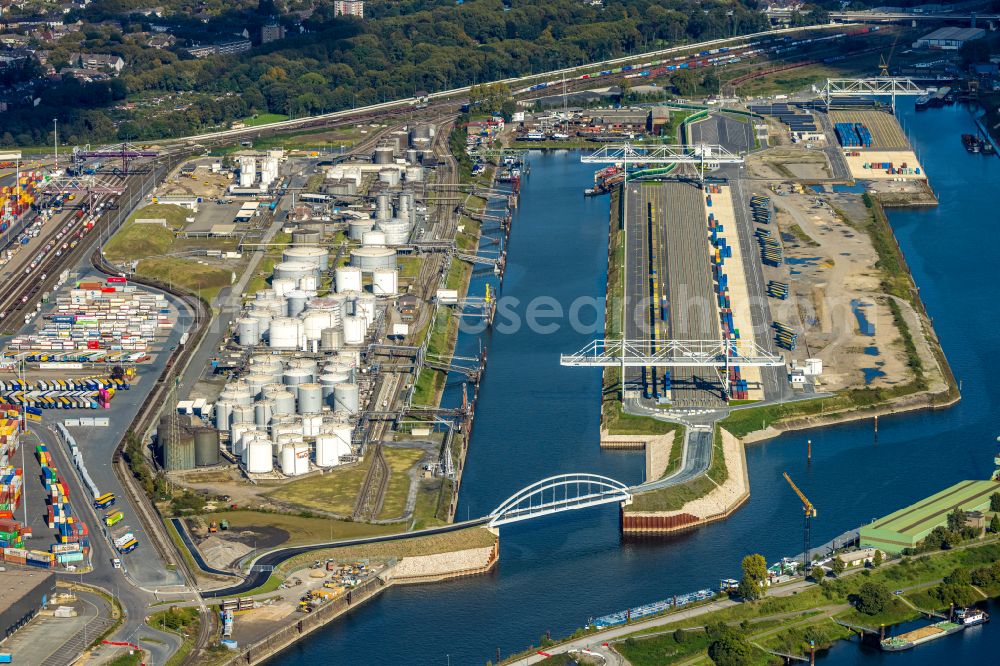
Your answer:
239;156;256;188
215;352;360;476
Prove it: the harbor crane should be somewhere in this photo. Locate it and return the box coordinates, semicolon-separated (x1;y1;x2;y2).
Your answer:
783;472;817;570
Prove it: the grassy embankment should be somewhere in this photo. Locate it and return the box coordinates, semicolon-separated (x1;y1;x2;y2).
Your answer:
412;258;470;406
103;203;235;302
266;446;426;520
244;230;292;296
628;426;727;512
528;539;1000;666
188;510;399;546
146;606;201;666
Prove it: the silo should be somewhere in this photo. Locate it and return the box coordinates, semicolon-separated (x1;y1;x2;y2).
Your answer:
376;219;410;245
268;317;303;350
292;230;321;245
342;315;366;345
246;439;272;474
378;169;400;186
335;266;363;293
285;290;310;317
350;247;396;273
398;191;414;219
164;423;196;471
333;382;360;414
230;403;255;425
376;192;392;220
273;261;318;283
283;246;329;271
320;327;344;352
271;277;297;298
297;383;323;414
348;219;375;240
214;400;233;430
362;230;387;246
272;390;296;415
194;428;220;466
355;294;377;325
255;400;275;427
373;145;394;165
372;269;398;296
237;317;261;346
251;354;283;373
320;369;352;397
298;274;318;292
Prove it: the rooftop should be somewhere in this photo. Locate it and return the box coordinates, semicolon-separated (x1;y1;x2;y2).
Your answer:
0;570;55;610
919;26;985;42
867;479;999;538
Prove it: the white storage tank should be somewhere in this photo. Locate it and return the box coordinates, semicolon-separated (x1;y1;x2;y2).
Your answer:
302;310;335;341
230;423;252;456
355;294;377;325
246;439;272;474
261;383;286;399
333;382;360;414
214;400;233;430
328;422;353;454
350;247;396;273
249;310;272;336
280;444;298;476
283;366;314;385
273;261;318;282
348;219;375;241
254;400;275;427
376;219;410;245
285;290;311;317
272;390;296;415
298;274;318;292
343;315;365;345
320;327;344;351
297;383;323;414
302;413;323;437
245;372;273;398
283;246;329;270
315;433;349;467
268;317;303;350
231;403;255;424
237;317;261;346
405;165;424;182
271;277;297;298
362;230;387;246
378;168;400;186
287;357;319;374
335;266;363;293
372;268;398;296
375;192;392;220
294;443;310;475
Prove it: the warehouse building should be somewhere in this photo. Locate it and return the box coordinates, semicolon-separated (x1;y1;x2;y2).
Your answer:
913;26;985;50
859;479;1000;554
0;570;55;640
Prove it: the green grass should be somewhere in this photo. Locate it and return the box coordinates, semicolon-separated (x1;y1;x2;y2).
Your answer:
190;510;398;547
412;368;446;407
106;654;143;666
103;203;191;261
787;223;820;248
662;427;686;479
135;257;231;303
445;259;472;294
756;617;852;657
628;427;729;512
426;308;458;359
456;215;481;252
601;401;677;436
411;477;449;531
617;630;714;666
836;598;918;629
147;606;200;666
377;447;427;520
397;256;423;280
240;113;290;127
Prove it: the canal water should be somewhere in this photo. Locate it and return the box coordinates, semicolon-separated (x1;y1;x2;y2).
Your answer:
273;101;1000;664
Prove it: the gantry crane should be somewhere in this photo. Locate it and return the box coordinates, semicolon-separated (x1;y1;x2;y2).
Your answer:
783;472;817;570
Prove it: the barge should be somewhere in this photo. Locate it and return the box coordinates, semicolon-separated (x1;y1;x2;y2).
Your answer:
880;608;988;651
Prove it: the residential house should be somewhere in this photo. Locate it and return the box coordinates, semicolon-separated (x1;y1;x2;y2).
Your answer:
333;0;364;18
70;53;125;74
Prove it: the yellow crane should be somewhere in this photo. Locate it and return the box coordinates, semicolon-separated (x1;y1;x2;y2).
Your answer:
783;472;817;570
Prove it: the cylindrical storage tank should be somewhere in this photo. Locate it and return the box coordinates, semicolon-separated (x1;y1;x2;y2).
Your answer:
283;246;329;271
285;290;310;317
268;317;303;350
249;310;272;336
355;294;377;325
237;317;261;346
398;191;414;217
294;443;310;475
230;422;252;453
164;425;196;472
241;433;267;466
371;268;398;296
280;444;297;476
292;229;321;246
351;247;396;273
405;165;424;183
298;274;318;292
335;266;363;293
302;310;334;341
348;219;375;241
301;413;323;437
261;383;286;399
376;219;410;245
297;383;323;414
231;403;255;424
245;372;272;398
320;327;344;352
194;428;220;466
328;422;353;454
273;261;318;282
376;192;392;220
214;400;233;430
405;148;419;164
373;145;394;165
378;169;400;186
287;357;319;374
272;390;296;415
283;367;314;386
362;230;387;246
271;277;297;298
343;315;365;345
251;354;283;373
255;400;275;427
333;382;360;414
314;433;343;467
246;439;272;474
320;362;352;384
255;288;277;301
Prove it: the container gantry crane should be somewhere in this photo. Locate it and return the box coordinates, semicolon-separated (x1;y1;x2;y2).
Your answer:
783;472;817;570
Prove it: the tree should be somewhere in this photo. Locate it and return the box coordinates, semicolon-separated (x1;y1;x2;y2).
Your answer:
992;492;1000;513
856;581;892;616
991;515;1000;534
830;557;846;576
936;582;978;609
947;507;966;532
707;627;754;666
737;554;768;601
872;549;883;568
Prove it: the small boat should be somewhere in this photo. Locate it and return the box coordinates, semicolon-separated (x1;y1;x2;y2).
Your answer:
915;94;931;110
962;134;981;153
954;607;989;626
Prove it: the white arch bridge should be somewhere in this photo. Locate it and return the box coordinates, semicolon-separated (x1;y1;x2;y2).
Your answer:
487;473;632;527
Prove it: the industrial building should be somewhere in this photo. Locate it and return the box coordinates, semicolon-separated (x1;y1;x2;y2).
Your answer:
859;479;1000;554
913;26;985;50
0;570;55;640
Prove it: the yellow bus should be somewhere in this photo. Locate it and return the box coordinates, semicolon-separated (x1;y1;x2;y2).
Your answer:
104;510;124;527
94;493;116;510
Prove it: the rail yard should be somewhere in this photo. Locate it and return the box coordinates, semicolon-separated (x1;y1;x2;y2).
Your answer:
0;15;975;666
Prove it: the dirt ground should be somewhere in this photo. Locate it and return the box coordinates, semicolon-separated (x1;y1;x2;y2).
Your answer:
762;187;912;392
160;158;233;199
746;145;832;180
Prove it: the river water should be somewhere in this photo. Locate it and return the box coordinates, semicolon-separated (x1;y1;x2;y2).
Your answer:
272;100;1000;664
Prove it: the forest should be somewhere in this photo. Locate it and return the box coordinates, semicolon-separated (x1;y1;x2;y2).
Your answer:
2;0;784;145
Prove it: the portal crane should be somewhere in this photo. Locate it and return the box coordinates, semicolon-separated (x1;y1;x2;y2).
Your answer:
783;472;817;570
